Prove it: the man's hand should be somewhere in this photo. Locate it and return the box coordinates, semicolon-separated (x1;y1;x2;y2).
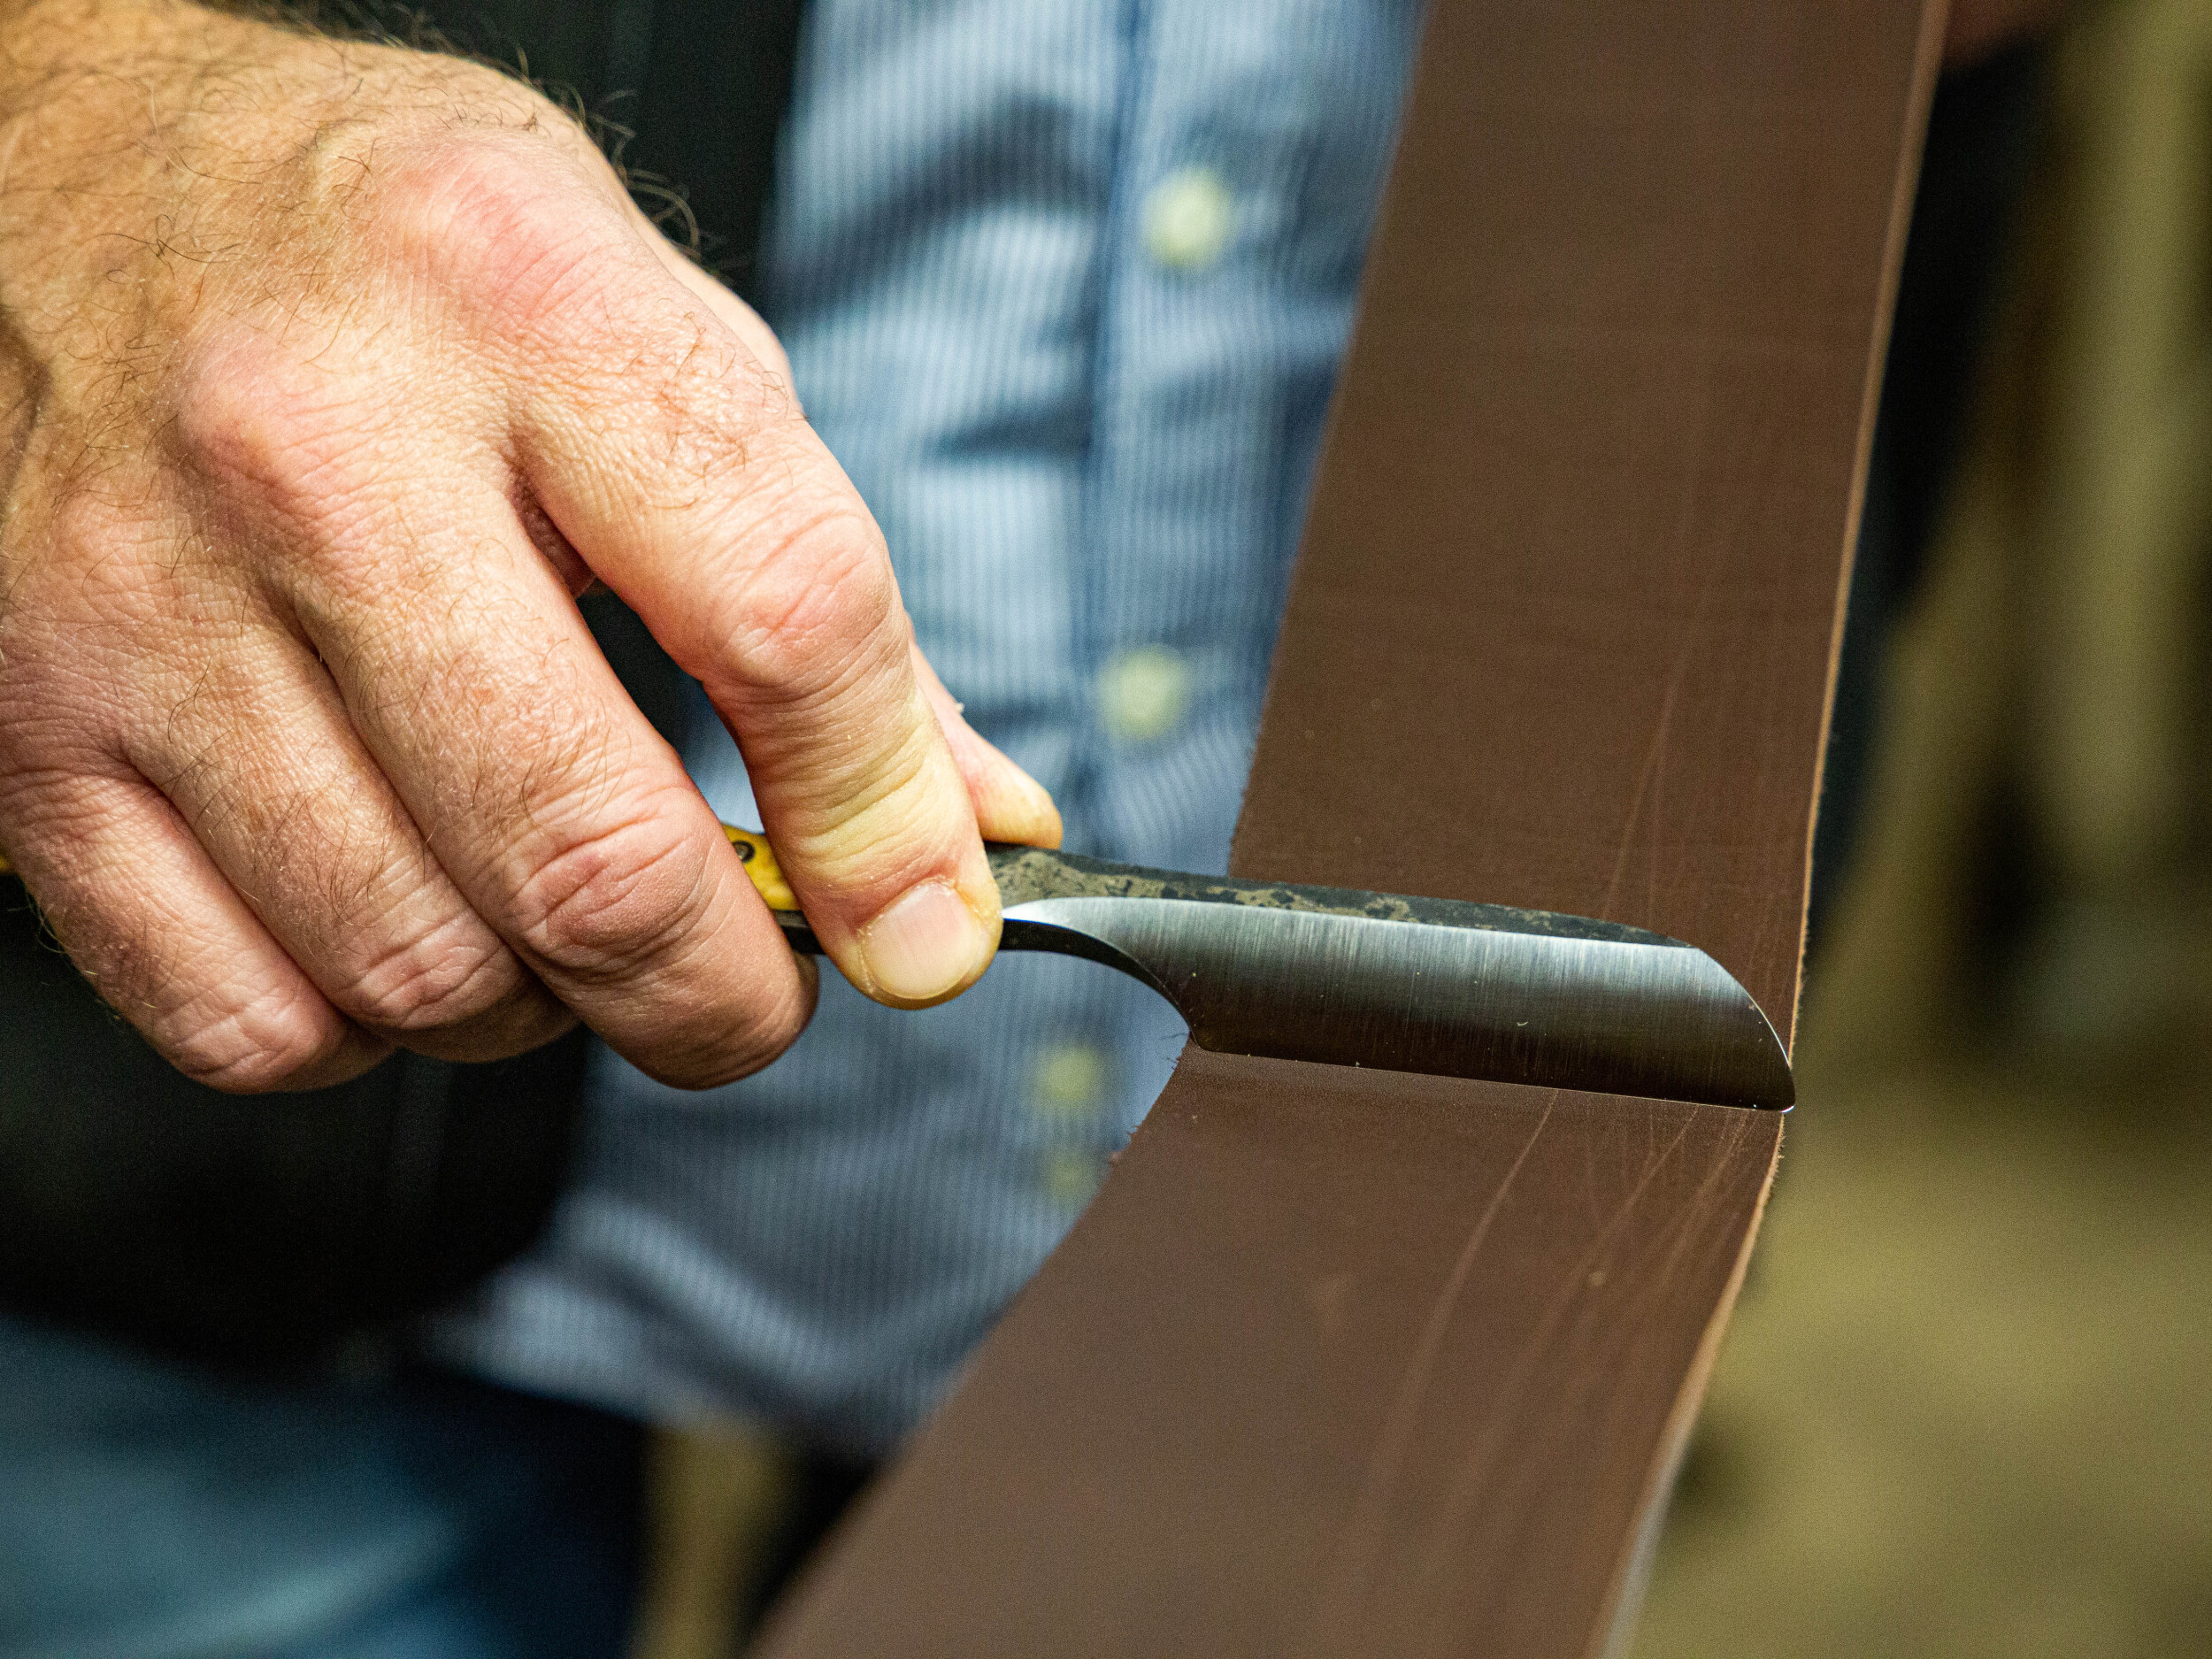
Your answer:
0;0;1060;1092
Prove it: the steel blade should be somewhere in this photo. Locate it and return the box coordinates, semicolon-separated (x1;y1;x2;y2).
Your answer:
987;847;1793;1109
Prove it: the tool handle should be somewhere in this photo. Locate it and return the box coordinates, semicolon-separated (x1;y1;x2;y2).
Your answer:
0;824;812;922
718;825;801;912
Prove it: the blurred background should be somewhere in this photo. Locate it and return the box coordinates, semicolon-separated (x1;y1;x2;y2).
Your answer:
1630;1;2212;1652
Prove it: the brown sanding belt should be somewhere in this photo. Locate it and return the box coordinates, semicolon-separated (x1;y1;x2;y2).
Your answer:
760;1;1942;1653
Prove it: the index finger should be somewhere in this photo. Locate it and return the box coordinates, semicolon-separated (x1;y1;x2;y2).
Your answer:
511;252;1010;1009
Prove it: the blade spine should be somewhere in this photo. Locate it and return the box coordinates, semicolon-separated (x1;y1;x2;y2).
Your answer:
990;844;1685;949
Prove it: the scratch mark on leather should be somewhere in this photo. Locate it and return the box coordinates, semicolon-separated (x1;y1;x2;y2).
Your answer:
1407;1107;1702;1609
1600;652;1686;927
1302;1094;1558;1648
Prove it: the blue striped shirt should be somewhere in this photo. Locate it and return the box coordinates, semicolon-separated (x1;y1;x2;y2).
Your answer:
434;0;1422;1454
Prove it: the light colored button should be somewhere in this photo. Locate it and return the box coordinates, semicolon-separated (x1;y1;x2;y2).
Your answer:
1097;646;1191;743
1141;166;1235;273
1042;1148;1107;1208
1032;1041;1108;1118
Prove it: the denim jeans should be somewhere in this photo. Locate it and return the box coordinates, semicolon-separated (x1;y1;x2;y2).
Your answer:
0;1314;641;1659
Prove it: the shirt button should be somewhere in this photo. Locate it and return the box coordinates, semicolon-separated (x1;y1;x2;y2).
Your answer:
1097;646;1191;742
1041;1148;1107;1207
1032;1041;1108;1118
1141;166;1235;273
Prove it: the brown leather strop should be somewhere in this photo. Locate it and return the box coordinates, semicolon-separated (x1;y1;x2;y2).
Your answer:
759;2;1941;1654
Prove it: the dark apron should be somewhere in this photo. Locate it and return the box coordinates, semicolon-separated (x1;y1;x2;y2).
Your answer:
0;0;803;1366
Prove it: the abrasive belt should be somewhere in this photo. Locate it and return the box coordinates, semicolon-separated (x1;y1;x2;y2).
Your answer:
760;2;1941;1654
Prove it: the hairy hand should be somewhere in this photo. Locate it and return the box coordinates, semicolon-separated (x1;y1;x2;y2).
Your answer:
0;0;1059;1092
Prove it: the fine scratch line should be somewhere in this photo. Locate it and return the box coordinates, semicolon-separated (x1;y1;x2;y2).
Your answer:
1601;654;1686;926
1302;1094;1558;1648
1405;1109;1703;1643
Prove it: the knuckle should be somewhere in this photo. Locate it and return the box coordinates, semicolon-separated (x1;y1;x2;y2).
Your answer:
161;980;354;1094
371;134;624;327
334;910;524;1035
506;801;716;981
19;488;183;649
168;329;374;517
33;481;122;571
703;508;902;706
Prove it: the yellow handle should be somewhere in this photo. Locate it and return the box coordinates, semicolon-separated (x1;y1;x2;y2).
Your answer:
0;824;803;914
719;824;800;911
